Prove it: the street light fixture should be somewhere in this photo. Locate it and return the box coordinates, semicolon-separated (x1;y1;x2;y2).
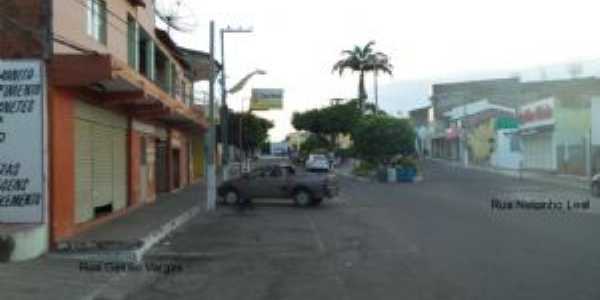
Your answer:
228;69;267;94
220;25;253;180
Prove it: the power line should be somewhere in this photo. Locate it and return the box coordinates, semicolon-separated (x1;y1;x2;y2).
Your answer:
54;34;98;54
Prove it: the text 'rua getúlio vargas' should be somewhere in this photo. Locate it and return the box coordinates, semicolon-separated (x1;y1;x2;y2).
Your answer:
79;261;183;275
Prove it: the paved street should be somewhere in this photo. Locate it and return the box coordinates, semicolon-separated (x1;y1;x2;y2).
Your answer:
126;160;600;300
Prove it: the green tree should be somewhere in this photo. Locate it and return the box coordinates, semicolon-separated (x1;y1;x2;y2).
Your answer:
223;111;273;156
299;134;331;156
291;100;361;148
332;41;393;110
351;115;415;165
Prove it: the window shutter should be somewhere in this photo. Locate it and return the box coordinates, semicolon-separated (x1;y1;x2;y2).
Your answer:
127;17;137;69
86;0;94;36
171;63;177;98
147;41;156;81
166;62;173;95
98;0;107;45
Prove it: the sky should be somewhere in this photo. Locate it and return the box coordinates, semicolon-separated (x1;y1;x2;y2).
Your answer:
165;0;600;141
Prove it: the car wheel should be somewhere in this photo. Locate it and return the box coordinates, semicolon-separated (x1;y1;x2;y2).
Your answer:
224;189;240;205
294;189;313;207
311;198;323;206
592;182;600;197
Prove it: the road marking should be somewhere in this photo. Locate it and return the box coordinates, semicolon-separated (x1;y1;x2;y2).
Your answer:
306;213;326;253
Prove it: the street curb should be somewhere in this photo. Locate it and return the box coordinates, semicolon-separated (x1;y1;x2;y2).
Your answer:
336;171;424;184
50;204;202;263
132;204;202;261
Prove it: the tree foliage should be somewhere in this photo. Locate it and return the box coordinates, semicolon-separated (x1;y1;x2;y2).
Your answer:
299;134;331;155
220;111;273;154
291;100;362;139
332;41;393;110
351;115;416;165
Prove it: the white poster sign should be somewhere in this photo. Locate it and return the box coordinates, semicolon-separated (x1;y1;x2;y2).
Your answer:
0;60;45;223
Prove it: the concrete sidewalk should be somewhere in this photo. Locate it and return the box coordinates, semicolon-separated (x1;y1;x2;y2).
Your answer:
430;158;591;192
0;181;212;300
53;182;209;262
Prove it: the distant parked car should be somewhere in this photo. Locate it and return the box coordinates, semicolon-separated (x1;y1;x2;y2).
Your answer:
305;154;330;172
592;174;600;197
218;164;338;207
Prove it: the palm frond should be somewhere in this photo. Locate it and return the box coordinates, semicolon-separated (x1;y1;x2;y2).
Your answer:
361;40;376;57
341;49;355;56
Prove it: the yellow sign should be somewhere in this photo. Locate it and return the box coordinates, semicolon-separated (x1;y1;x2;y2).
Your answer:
250;88;283;110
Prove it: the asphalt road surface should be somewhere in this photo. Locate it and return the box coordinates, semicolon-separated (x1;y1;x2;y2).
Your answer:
128;160;600;300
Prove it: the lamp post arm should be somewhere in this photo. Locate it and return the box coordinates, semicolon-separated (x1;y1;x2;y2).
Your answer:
228;70;267;94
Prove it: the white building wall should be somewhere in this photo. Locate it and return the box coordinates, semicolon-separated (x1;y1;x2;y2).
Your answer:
491;129;522;169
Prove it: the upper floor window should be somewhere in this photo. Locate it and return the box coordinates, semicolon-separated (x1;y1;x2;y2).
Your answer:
86;0;107;45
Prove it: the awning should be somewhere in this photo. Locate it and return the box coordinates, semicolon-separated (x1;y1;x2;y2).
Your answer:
50;54;208;131
518;124;554;136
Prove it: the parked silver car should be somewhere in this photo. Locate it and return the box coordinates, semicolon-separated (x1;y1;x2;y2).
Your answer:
218;164;338;207
305;154;331;172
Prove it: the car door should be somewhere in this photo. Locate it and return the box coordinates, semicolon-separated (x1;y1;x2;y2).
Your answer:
264;167;289;198
241;167;270;198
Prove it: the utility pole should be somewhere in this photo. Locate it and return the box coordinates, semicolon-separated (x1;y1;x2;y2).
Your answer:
42;0;53;247
219;29;228;180
206;21;217;211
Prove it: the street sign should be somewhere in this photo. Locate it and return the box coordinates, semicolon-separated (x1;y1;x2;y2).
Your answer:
250;88;283;110
0;60;45;223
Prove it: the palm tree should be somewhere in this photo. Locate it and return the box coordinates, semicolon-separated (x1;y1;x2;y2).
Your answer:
332;41;393;111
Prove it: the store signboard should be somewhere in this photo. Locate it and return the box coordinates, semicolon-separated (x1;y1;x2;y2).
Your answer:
518;97;554;130
0;60;45;223
250;88;284;110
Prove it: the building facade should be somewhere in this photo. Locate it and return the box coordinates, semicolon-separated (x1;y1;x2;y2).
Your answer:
0;0;213;260
428;76;600;177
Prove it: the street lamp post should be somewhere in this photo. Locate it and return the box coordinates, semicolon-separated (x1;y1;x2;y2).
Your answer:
220;26;253;180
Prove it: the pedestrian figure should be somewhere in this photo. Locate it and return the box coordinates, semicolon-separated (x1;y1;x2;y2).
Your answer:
236;197;254;211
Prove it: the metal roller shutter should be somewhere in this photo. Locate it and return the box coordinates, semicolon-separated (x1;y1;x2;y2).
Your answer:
74;119;94;224
524;133;553;170
74;100;128;220
92;125;114;208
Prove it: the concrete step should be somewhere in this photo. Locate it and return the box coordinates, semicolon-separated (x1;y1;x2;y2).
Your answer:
0;224;48;262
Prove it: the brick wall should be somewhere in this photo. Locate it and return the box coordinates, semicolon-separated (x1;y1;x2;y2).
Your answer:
0;0;48;58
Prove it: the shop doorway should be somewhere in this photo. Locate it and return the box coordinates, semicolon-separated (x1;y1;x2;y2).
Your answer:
172;148;181;189
155;140;169;193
